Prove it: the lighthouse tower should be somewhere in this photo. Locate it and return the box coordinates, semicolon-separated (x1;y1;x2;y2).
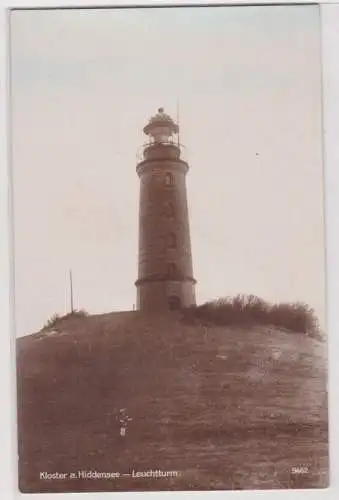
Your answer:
135;107;196;312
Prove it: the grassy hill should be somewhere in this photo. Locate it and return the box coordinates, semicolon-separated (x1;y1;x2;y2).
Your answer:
16;309;328;493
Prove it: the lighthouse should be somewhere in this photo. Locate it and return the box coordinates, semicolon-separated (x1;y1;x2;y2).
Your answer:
135;107;196;312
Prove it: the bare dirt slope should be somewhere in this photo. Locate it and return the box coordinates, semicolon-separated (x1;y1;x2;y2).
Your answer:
16;311;328;493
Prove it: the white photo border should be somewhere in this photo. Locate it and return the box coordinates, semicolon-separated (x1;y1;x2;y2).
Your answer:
1;1;338;499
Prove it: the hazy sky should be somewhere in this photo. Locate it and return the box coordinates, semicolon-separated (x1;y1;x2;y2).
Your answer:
10;4;325;336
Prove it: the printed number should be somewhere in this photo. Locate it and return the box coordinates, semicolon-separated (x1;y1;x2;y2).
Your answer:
291;467;309;474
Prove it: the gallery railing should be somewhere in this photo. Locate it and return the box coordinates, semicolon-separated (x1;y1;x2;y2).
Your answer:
136;140;188;163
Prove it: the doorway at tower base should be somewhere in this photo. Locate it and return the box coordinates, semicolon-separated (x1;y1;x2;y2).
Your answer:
168;296;181;310
136;280;196;312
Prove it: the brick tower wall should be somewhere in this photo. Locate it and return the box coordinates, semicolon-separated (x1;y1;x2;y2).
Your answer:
136;149;196;311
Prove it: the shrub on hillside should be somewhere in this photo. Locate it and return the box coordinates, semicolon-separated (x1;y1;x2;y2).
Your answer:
182;295;321;339
43;313;61;330
42;309;89;331
268;302;318;335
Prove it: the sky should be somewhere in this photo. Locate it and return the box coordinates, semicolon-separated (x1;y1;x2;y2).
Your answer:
9;4;326;337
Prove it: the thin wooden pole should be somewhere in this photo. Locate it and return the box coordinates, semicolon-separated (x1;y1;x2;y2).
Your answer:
69;269;74;313
176;98;180;146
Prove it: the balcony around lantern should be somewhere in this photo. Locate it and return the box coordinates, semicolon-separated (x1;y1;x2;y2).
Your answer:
136;137;188;164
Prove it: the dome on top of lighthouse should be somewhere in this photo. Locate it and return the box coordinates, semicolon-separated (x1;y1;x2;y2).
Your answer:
143;107;179;136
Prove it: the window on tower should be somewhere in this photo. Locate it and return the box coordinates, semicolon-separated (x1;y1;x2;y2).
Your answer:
164;202;175;218
165;172;174;186
168;233;176;249
168;263;177;276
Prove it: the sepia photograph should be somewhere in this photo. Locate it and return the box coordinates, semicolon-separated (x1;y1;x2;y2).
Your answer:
10;3;328;493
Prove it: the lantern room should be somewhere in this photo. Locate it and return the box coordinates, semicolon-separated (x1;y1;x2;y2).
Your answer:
143;107;179;144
